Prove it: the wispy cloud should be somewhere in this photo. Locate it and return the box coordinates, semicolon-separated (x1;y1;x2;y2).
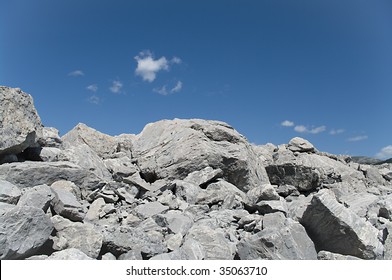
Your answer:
171;57;182;64
376;145;392;159
330;129;345;135
68;70;84;77
87;95;100;104
110;80;123;93
294;125;326;134
171;81;183;93
134;51;169;82
86;84;98;92
153;81;183;95
281;120;295;127
347;135;368;142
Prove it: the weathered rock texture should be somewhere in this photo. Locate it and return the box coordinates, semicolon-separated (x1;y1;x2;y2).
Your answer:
0;86;391;260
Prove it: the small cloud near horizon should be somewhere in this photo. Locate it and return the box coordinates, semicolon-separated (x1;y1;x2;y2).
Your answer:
376;145;392;159
86;84;98;92
68;70;84;77
347;135;368;142
330;129;345;135
294;125;326;134
281;120;294;127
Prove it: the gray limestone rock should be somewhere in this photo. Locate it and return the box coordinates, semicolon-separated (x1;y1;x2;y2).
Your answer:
288;137;315;153
51;215;103;259
246;184;280;205
104;156;138;177
301;189;384;259
184;225;236;260
0;180;21;204
237;218;317;260
0;161;102;191
0;86;43;158
51;186;85;221
317;250;361;260
0;206;53;259
132;119;270;192
183;167;223;187
47;248;93;260
17;184;54;211
195;179;246;206
135;201;169;219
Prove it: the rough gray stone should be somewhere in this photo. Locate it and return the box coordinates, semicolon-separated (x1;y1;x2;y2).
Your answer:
47;248;93;260
184;225;236;260
102;226;167;258
288;137;315;153
0;161;102;191
133;119;270;192
246;184;280;205
0;206;53;259
51;215;103;259
159;211;193;235
51;186;85;221
118;250;143;260
301;189;384;259
38;127;62;147
135;201;169;219
0;180;21;204
237;218;317;260
0;86;43;157
317;250;361;260
104;156;138;177
84;197;107;221
195;180;246;205
183;166;223;187
17;184;54;211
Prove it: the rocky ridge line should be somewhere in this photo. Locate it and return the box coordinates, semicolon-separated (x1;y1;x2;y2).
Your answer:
0;86;391;260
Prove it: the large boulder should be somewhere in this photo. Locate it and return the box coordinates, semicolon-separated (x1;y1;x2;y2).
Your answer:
0;161;102;191
0;86;43;159
301;189;384;259
0;206;53;259
0;180;21;204
133;119;270;192
266;150;366;193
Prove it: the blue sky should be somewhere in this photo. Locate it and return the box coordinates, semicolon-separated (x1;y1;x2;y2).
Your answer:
1;0;392;158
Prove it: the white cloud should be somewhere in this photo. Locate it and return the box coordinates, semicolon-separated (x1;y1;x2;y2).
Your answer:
134;51;169;82
171;81;183;93
88;95;100;104
110;80;123;93
310;126;326;134
294;125;307;133
68;70;84;77
86;84;98;92
376;145;392;159
153;85;169;95
330;129;345;135
281;120;295;127
294;125;326;134
347;135;368;142
153;81;183;95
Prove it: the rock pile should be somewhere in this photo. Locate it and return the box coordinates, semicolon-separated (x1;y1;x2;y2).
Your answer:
1;86;391;260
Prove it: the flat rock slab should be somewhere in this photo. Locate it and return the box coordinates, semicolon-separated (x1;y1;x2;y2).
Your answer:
51;186;85;222
47;248;93;260
0;206;53;259
135;201;169;219
301;189;383;259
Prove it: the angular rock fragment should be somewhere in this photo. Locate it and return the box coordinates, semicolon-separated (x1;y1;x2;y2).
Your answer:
0;180;21;204
288;137;315;153
135;201;169;219
0;206;53;259
47;248;93;260
317;250;361;260
51;186;85;221
17;184;54;211
301;189;384;259
51;215;103;259
0;86;43;158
